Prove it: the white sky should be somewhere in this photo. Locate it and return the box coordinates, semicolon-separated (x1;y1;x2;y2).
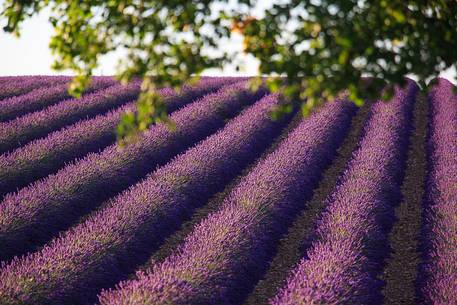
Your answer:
0;5;260;76
0;1;455;84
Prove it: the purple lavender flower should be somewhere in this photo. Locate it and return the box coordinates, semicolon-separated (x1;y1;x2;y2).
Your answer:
421;78;457;304
0;77;233;197
98;96;356;305
0;80;265;263
0;81;141;154
0;76;70;100
271;80;417;305
0;77;115;122
0;93;288;305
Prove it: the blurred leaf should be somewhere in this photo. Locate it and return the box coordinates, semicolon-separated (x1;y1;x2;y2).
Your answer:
1;0;456;142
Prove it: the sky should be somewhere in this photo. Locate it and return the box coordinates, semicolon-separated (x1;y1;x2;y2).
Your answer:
0;2;455;84
0;5;260;77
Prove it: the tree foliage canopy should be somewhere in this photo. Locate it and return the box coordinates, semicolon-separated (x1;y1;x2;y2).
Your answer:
2;0;457;141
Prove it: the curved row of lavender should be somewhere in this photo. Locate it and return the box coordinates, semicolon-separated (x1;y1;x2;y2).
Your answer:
0;76;70;100
420;78;457;304
0;81;266;263
0;81;142;154
0;77;115;122
0;93;291;305
0;75;69;83
271;80;417;305
0;77;234;198
98;97;356;305
0;76;51;83
0;76;36;84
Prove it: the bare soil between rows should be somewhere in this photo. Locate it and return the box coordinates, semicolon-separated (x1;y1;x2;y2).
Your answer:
244;101;373;304
380;93;428;305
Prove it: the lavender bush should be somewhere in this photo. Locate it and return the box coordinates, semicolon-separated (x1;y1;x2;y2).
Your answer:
0;77;233;197
0;81;265;262
98;96;356;304
0;77;115;122
0;76;70;100
271;80;417;305
420;78;457;304
0;81;141;154
0;93;289;305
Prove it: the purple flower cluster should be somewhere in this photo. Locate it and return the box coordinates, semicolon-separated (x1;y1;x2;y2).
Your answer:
0;104;133;198
0;76;32;84
271;80;417;305
0;77;233;198
421;78;457;304
0;77;115;122
0;81;141;154
0;81;265;263
98;98;356;305
0;76;70;100
0;93;289;305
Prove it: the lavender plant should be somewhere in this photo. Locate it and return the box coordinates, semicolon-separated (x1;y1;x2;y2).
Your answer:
0;76;70;100
0;77;233;197
0;81;141;154
0;81;265;262
271;80;417;304
98;95;356;304
420;78;457;304
0;93;289;305
0;76;115;122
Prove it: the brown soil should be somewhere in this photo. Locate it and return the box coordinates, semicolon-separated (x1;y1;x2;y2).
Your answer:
244;101;372;305
380;93;428;305
135;111;304;274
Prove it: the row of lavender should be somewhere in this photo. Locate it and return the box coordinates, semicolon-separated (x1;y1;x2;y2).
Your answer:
0;77;233;198
272;79;416;304
0;81;141;154
0;91;292;304
420;78;457;304
0;79;254;262
0;77;455;304
0;76;71;100
99;95;357;304
0;76;115;122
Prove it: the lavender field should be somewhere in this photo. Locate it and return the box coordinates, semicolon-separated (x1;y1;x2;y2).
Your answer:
0;76;455;305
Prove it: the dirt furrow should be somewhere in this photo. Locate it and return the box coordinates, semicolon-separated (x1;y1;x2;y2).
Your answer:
244;100;372;305
135;111;303;275
380;93;428;305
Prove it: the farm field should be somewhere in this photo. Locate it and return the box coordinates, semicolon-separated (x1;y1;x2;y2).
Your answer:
0;76;455;305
